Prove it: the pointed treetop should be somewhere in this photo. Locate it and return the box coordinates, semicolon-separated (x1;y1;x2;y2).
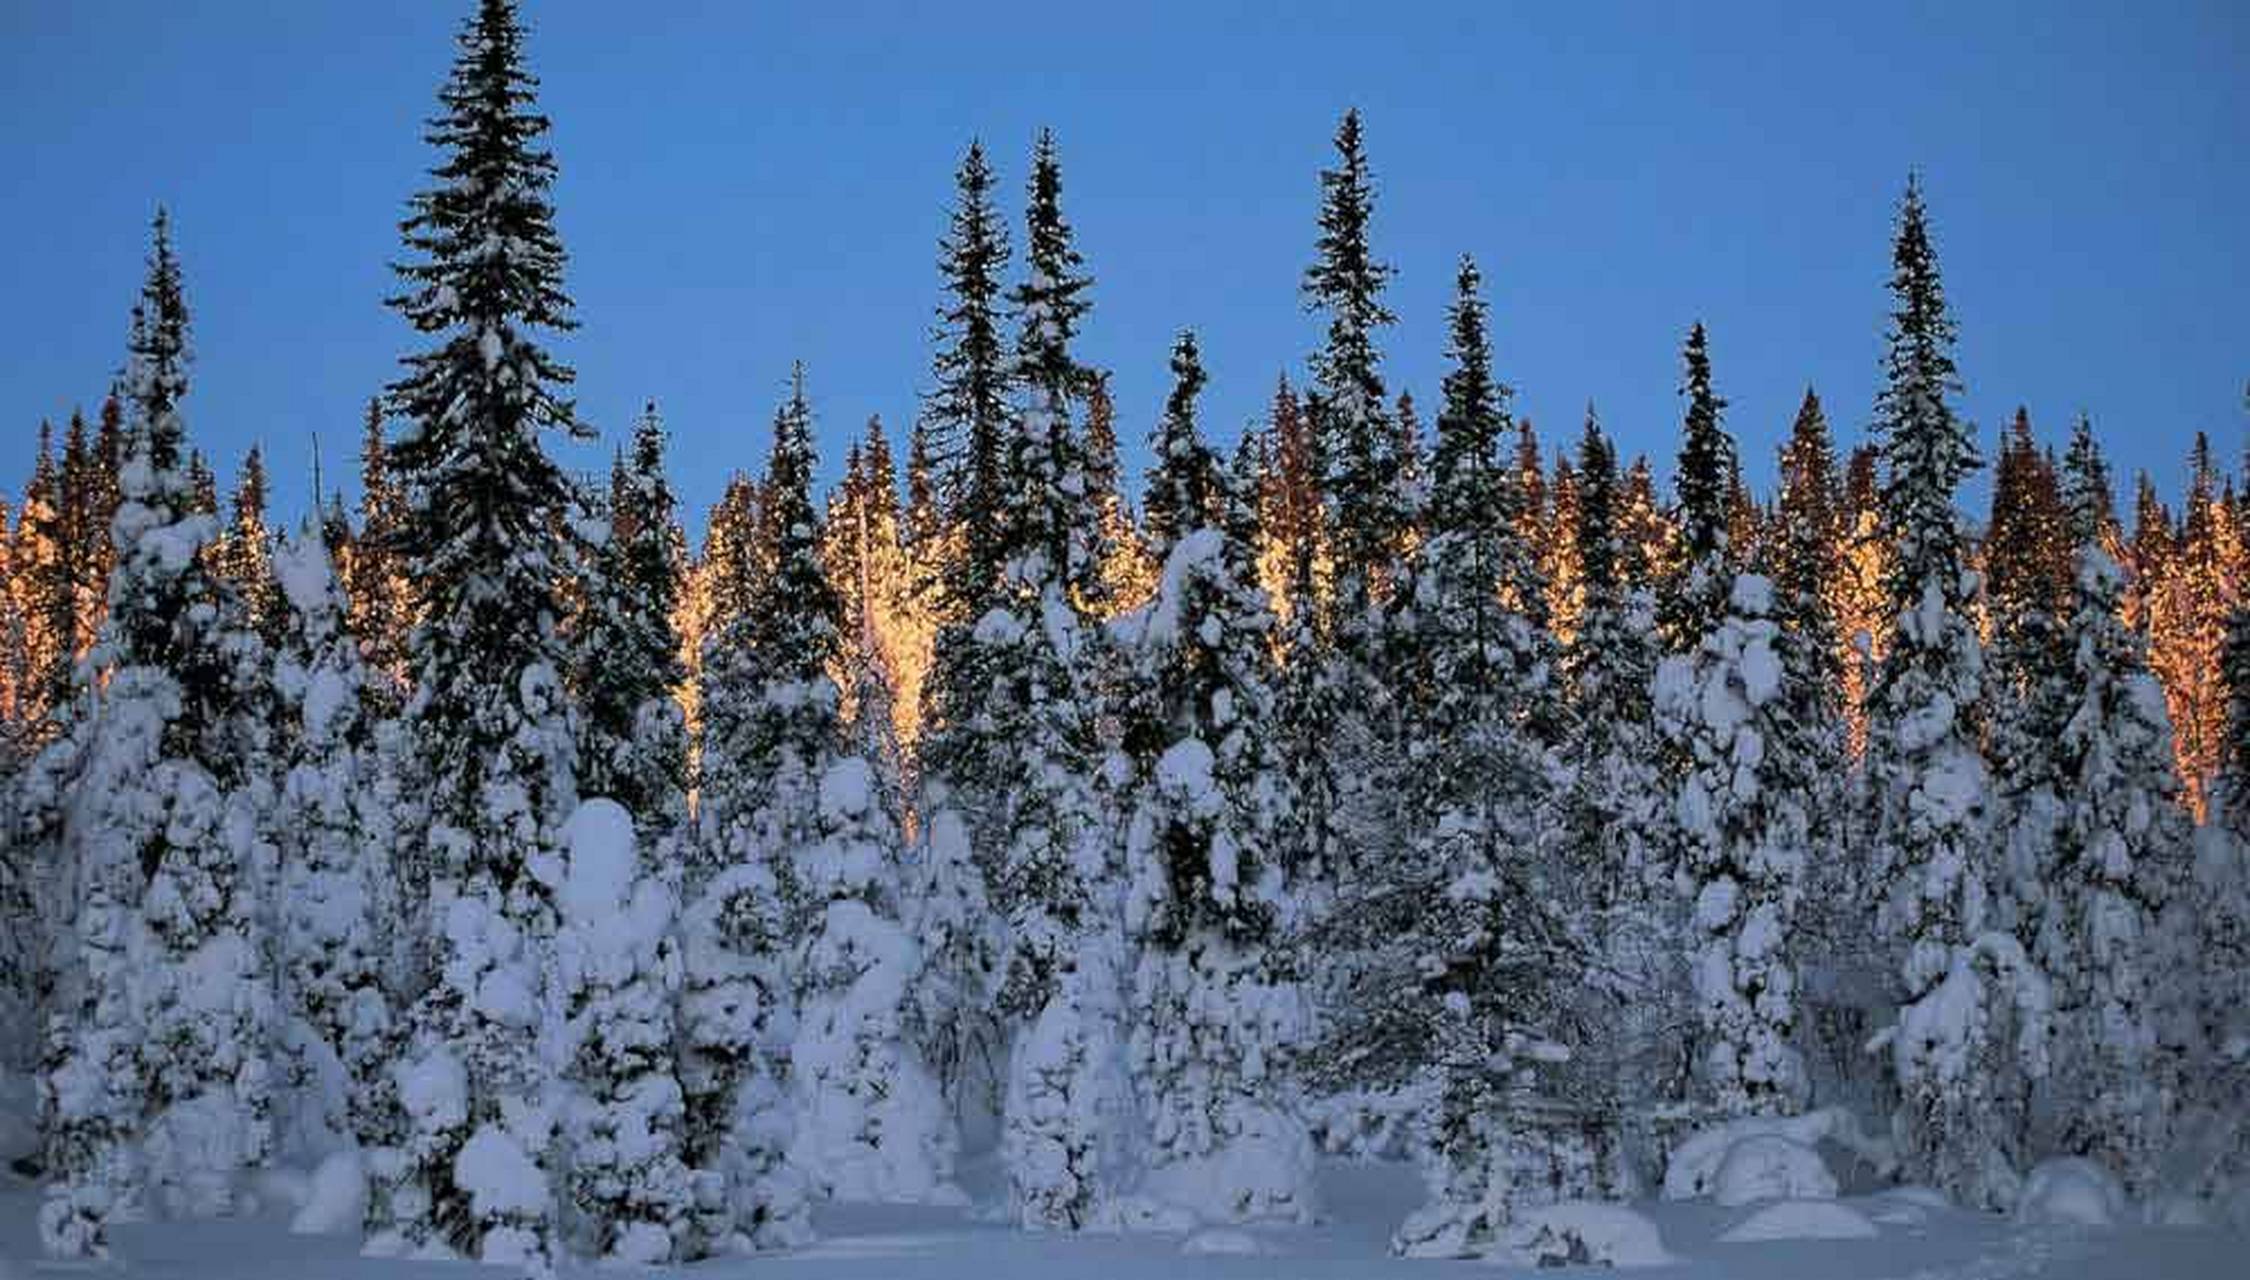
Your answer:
1674;320;1733;565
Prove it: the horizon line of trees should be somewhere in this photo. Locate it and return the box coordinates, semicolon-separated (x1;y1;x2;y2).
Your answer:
3;0;2247;1268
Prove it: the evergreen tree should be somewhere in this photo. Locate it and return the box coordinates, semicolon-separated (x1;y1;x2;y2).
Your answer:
1984;412;2073;956
1009;128;1104;610
683;368;835;1254
1663;322;1734;648
1769;390;1869;1108
1862;177;2026;1210
1299;109;1406;901
366;0;585;1261
269;532;393;1156
786;756;958;1204
346;399;411;706
1122;337;1314;1225
18;424;73;729
2044;421;2190;1195
926;140;1014;616
1261;375;1323;630
1141;331;1221;564
1655;573;1812;1117
553;800;693;1264
43;210;272;1256
1083;377;1156;613
1558;414;1686;1127
1359;256;1570;1254
569;402;689;837
982;131;1130;1230
218;444;283;648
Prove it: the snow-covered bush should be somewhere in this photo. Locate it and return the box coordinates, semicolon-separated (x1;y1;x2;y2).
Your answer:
553;800;692;1264
788;758;958;1205
2013;1156;2130;1228
1886;932;2051;1210
270;533;390;1158
1503;1201;1674;1268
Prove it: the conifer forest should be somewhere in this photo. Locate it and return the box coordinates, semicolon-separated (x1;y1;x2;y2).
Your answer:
0;2;2244;1275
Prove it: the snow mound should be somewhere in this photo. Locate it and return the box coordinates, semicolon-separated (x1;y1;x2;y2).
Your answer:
1664;1108;1868;1202
1181;1227;1265;1256
1719;1198;1878;1242
2014;1157;2128;1228
1866;1184;1952;1225
1712;1135;1838;1207
1504;1201;1674;1269
290;1150;367;1235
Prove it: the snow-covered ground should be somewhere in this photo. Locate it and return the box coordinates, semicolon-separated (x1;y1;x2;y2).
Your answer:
0;1154;2234;1279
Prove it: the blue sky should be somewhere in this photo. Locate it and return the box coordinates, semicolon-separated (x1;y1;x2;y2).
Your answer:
2;1;2243;530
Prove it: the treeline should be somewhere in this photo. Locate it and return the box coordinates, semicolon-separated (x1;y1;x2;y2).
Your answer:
3;0;2247;1269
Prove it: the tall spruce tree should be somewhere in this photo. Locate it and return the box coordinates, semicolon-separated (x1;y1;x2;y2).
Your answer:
1559;413;1686;1126
1298;109;1406;901
1122;344;1314;1224
1862;177;2037;1210
1354;257;1571;1255
1770;390;1870;1108
926;140;1014;616
2043;421;2190;1195
366;0;585;1262
42;210;273;1256
682;368;835;1255
269;530;393;1157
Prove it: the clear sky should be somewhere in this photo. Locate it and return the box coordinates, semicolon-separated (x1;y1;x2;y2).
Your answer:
2;1;2243;530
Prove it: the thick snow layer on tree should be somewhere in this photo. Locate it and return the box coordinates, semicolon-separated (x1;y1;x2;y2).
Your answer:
1718;1198;1878;1242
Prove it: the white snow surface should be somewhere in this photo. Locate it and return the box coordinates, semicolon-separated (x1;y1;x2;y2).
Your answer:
1718;1198;1879;1242
0;1154;2241;1277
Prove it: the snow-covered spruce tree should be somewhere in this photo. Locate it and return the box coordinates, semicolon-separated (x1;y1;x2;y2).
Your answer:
682;369;834;1254
42;211;274;1255
1862;177;2034;1210
787;755;958;1204
569;403;688;849
1767;390;1870;1111
2040;420;2190;1196
347;399;412;709
1984;412;2074;961
2203;542;2250;1191
1336;256;1571;1256
1654;573;1812;1118
908;139;1017;1121
1120;331;1315;1226
1140;333;1222;566
364;0;584;1264
270;531;393;1158
1557;413;1687;1130
1660;322;1736;651
552;799;692;1265
989;128;1133;1232
1297;110;1408;891
926;138;1015;613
